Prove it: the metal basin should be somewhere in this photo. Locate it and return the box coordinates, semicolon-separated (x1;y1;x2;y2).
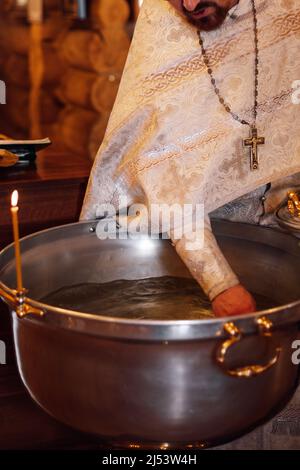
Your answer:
0;220;300;448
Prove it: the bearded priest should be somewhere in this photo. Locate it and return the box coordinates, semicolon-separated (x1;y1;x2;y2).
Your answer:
80;0;300;317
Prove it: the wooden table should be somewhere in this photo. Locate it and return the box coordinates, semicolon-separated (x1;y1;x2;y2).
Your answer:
0;148;92;249
0;149;105;449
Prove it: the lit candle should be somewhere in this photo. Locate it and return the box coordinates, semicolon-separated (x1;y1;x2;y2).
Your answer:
10;190;23;292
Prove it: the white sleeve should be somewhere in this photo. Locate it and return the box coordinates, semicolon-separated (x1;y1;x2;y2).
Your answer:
170;214;239;300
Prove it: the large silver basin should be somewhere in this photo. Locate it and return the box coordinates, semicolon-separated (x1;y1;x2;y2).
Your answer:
0;220;300;448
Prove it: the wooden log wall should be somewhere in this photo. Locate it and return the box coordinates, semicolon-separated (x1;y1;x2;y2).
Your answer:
0;1;68;139
0;0;131;158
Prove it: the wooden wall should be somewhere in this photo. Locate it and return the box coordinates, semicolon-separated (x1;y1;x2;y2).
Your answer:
0;0;131;159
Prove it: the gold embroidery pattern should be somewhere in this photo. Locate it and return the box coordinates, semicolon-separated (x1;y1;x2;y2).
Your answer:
257;89;293;115
107;84;293;183
133;130;227;175
141;10;300;99
125;87;292;177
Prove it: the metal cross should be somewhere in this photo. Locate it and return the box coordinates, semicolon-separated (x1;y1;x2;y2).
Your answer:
244;127;265;170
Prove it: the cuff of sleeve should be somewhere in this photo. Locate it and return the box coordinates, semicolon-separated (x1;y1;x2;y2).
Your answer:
171;225;240;302
206;275;240;301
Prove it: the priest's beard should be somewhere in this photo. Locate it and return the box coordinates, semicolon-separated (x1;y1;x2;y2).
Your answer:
183;2;229;31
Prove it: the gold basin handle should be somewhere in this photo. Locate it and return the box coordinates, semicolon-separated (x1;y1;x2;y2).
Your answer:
216;317;281;378
0;285;44;319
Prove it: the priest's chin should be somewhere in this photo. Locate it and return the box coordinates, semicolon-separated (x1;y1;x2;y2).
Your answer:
186;10;228;31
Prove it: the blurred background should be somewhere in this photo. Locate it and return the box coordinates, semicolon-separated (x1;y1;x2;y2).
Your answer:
0;0;142;159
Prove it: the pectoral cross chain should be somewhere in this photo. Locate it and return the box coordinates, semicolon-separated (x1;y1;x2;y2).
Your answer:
243;127;265;171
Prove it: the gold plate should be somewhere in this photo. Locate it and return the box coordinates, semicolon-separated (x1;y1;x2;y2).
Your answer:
0;149;19;167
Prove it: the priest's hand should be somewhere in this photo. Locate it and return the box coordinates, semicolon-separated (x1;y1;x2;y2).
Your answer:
212;284;256;317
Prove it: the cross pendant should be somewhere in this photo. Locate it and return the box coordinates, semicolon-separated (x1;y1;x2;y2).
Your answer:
243;127;265;171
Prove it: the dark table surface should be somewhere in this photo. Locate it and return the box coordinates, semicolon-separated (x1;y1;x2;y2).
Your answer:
0;147;92;249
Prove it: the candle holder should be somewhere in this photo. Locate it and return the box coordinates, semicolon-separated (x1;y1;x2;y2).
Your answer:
0;285;44;319
5;189;44;318
15;288;44;319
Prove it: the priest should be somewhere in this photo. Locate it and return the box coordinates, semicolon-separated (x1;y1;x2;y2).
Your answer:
80;0;300;317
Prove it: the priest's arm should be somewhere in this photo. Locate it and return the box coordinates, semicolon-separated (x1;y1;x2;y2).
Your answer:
80;177;256;317
170;214;256;317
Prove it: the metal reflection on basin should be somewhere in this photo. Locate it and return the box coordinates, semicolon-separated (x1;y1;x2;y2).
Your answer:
0;220;300;448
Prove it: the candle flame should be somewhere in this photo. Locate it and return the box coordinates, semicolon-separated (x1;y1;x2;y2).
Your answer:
11;190;19;207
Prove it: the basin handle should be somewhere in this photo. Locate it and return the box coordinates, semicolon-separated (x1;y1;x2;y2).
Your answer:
0;285;44;319
216;317;281;378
